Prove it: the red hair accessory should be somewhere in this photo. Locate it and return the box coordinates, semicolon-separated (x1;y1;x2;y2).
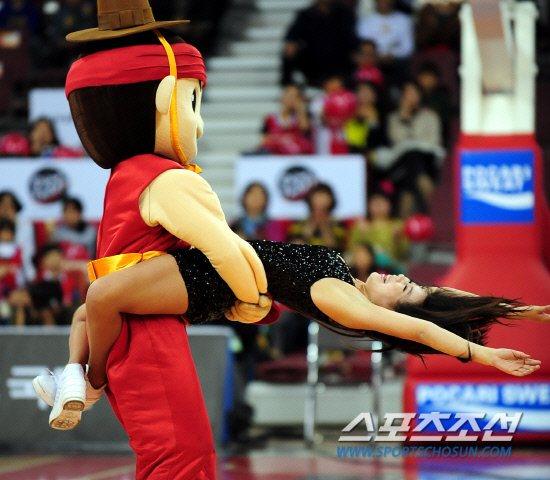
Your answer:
65;43;207;98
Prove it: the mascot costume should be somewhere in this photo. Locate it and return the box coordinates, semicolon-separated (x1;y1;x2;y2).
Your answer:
62;1;279;478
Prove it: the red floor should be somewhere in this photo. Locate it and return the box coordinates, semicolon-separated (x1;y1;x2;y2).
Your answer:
0;450;549;480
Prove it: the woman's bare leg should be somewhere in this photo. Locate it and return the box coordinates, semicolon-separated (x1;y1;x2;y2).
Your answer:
86;254;188;388
68;304;89;368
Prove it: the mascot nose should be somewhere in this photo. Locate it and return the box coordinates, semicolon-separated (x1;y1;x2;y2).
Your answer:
197;117;204;140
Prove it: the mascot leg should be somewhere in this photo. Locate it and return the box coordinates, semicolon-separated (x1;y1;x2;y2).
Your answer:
106;314;216;480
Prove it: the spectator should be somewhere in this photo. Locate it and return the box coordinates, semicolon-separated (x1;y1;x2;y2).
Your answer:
416;61;453;143
0;217;23;323
29;117;84;158
29;242;73;325
29;117;59;157
52;197;97;259
349;190;408;270
41;0;96;68
0;191;35;282
281;0;357;87
356;0;413;89
344;81;385;154
347;241;379;282
373;81;445;217
0;132;31;157
310;76;357;154
352;40;384;89
0;0;40;33
415;2;461;54
230;183;285;242
288;183;347;252
257;84;314;155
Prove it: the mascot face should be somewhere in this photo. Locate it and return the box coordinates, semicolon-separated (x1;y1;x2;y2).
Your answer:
65;31;207;170
155;77;204;164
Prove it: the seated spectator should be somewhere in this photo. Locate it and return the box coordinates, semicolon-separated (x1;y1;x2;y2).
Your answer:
41;0;96;68
347;241;379;282
0;132;31;157
0;191;35;282
288;183;347;252
257;84;314;155
29;117;84;158
415;2;461;54
52;197;97;259
352;40;384;89
29;242;75;324
0;217;23;323
310;76;357;154
416;61;453;143
230;183;285;242
349;190;408;271
281;0;357;87
0;0;40;33
344;81;385;154
356;0;413;89
372;81;445;217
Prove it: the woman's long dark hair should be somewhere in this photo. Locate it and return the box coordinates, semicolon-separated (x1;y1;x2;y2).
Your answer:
315;287;525;363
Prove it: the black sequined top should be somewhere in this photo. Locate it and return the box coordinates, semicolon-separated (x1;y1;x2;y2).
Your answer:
170;240;355;325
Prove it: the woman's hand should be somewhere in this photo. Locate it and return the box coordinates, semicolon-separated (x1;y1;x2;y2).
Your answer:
490;348;541;376
519;305;550;323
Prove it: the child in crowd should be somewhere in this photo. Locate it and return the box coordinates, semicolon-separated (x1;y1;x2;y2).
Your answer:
0;217;23;323
259;84;314;155
352;40;384;89
349;190;409;272
344;81;385;154
52;197;97;260
29;243;75;325
310;76;357;154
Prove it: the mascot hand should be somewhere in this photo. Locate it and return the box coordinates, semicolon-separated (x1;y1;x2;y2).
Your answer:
225;295;272;323
143;169;268;303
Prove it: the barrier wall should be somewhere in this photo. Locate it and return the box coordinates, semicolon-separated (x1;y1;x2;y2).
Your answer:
0;325;233;451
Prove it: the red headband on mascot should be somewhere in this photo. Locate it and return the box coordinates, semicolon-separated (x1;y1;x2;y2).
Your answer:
65;43;207;98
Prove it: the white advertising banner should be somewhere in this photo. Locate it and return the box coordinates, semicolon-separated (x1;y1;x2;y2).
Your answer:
0;159;109;220
235;155;367;220
29;88;81;148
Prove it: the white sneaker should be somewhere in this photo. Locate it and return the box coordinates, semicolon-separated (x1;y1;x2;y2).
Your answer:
49;363;86;430
32;369;56;406
33;366;105;411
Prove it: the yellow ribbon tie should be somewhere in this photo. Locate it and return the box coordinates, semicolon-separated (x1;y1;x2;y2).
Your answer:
154;29;202;175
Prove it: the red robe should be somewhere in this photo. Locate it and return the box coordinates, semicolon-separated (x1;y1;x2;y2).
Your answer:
98;154;215;480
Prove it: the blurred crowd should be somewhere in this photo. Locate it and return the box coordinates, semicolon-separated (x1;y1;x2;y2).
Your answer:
0;190;96;326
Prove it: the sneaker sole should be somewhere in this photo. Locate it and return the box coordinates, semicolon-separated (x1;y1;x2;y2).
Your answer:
49;400;84;430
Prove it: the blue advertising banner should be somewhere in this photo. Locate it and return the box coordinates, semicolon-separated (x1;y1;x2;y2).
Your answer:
460;149;534;224
415;382;550;433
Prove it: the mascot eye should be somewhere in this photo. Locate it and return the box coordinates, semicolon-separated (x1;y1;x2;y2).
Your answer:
191;90;197;112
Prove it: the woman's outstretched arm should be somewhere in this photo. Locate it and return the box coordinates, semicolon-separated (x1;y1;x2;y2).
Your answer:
311;278;541;376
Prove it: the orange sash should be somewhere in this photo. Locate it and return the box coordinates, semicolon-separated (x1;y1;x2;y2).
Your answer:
87;251;167;283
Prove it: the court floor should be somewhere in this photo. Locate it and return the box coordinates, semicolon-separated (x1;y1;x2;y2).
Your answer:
1;445;549;480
